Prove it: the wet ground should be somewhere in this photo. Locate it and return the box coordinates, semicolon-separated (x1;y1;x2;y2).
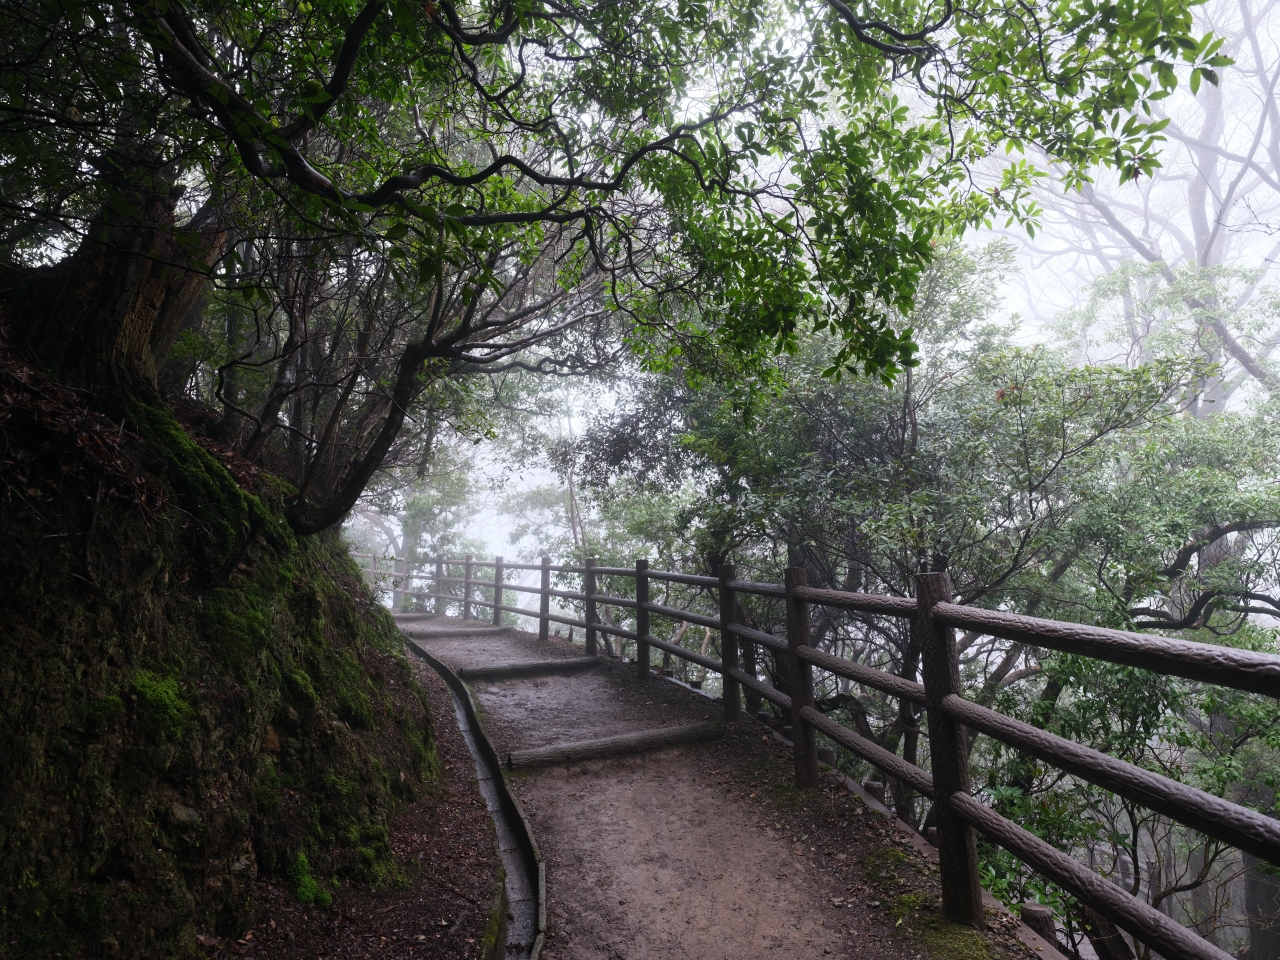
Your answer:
413;621;1042;960
243;660;502;960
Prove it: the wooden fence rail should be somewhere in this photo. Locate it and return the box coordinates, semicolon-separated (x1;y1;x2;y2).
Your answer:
362;552;1280;960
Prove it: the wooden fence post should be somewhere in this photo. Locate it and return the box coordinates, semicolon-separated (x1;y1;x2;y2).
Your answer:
917;570;984;927
742;636;761;715
539;556;550;642
636;559;650;680
463;554;474;621
434;557;445;615
492;555;504;626
392;553;405;612
785;566;819;789
719;563;740;723
584;558;598;656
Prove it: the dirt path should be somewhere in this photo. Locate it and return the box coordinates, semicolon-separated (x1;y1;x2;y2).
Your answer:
414;621;1036;960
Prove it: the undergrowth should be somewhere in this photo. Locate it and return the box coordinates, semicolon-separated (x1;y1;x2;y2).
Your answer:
0;373;440;959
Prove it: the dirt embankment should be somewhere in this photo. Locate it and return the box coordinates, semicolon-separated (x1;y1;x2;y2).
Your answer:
0;353;444;959
239;661;504;960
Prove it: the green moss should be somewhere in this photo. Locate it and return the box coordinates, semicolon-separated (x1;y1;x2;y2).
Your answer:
286;848;334;907
286;669;318;707
205;583;273;671
132;670;192;740
916;918;994;960
367;854;406;891
289;852;319;905
864;846;908;876
477;867;508;960
85;694;126;733
326;651;374;729
891;892;924;920
323;773;359;800
870;856;992;960
124;402;254;572
0;413;435;957
254;776;283;815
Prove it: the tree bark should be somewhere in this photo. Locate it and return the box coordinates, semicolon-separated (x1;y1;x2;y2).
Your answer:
1076;903;1136;960
1;181;225;404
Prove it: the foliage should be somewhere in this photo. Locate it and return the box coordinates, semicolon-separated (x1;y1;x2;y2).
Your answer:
530;241;1280;950
1;0;1232;533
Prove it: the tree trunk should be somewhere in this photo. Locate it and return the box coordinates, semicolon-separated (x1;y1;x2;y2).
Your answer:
1076;904;1136;960
1245;852;1280;960
1;181;225;405
0;176;254;572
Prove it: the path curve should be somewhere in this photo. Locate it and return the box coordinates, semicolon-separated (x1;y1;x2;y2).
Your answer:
407;618;1062;960
405;636;544;959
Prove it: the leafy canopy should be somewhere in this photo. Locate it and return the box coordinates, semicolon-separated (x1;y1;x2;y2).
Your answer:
1;0;1225;380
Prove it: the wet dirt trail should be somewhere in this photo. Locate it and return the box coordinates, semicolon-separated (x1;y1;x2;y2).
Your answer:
411;620;1044;960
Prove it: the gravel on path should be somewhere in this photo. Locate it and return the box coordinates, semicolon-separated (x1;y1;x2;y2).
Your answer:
416;625;1038;960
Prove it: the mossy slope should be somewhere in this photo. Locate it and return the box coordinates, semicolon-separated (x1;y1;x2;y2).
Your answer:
0;402;438;959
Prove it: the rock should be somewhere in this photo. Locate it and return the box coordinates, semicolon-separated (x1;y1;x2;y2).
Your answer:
260;725;281;754
169;804;201;828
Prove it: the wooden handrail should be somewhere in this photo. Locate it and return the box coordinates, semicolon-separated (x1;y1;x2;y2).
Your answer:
950;794;1231;960
793;584;917;616
795;644;925;703
933;602;1280;697
726;621;788;654
726;666;790;711
375;553;1280;959
639;601;719;631
940;693;1280;865
800;705;935;799
725;577;787;598
643;569;719;588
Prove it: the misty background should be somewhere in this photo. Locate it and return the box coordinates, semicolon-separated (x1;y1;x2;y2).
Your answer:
346;0;1280;569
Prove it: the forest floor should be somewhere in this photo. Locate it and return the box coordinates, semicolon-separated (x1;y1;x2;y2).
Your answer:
239;663;502;960
416;620;1046;960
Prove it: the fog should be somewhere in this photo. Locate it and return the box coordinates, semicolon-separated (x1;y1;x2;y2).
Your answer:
350;0;1280;564
996;0;1280;363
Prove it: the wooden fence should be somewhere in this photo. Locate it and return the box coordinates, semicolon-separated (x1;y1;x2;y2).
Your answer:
385;553;1280;960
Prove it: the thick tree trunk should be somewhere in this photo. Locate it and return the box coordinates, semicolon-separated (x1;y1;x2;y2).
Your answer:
0;182;225;404
0;179;252;573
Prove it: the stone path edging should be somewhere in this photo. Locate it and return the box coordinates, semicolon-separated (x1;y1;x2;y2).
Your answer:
405;638;547;960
